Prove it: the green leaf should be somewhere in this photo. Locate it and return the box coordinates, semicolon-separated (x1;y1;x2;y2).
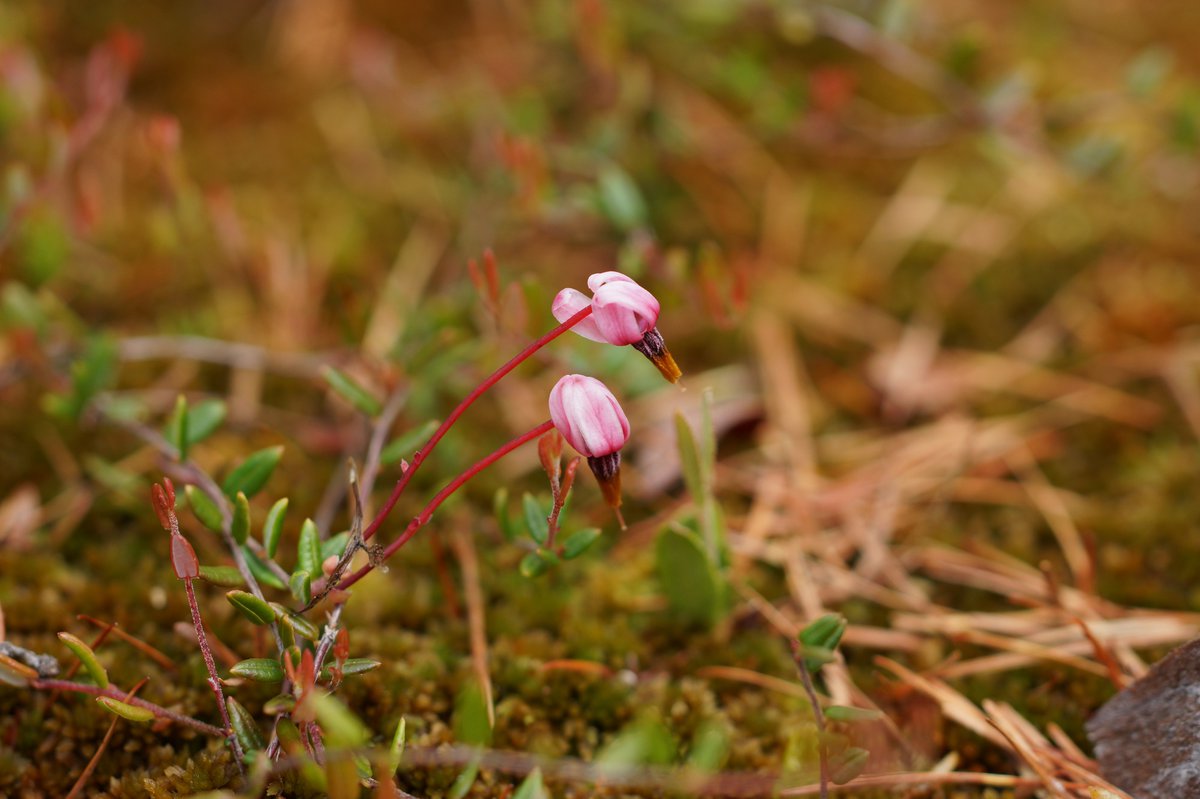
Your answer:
242;546;287;590
186;485;224;532
596;715;675;767
226;590;275;626
798;614;847;672
227;696;266;752
597;164;647;232
320;531;350;562
57;632;108;689
380;419;439;466
274;604;319;641
831;746;870;784
197;565;244;587
675;413;703;503
319;658;382;681
825;705;884;723
522;493;549;546
231;492;251;546
96;696;155;723
386;717;407;780
230;658;284;683
322;366;383;416
165;395;189;461
222;446;284;499
263;694;296;715
655;525;724;628
453;681;492;746
297;518;321;577
289;570;312;605
311;692;369;748
519;551;550;578
493;488;516;541
185;399;227;446
448;757;480;799
685;720;729;772
561;527;602;560
512;768;548;799
48;335;117;421
262;497;289;558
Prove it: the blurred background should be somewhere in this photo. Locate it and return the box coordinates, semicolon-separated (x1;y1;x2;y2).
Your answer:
6;0;1200;796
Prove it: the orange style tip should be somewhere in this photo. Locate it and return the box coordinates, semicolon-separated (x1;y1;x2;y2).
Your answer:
597;469;622;510
649;350;682;383
613;506;627;531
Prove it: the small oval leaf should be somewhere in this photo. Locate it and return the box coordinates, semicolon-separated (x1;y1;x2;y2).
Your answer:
97;696;155;723
319;658;381;681
166;394;189;461
561;527;602;560
262;497;289;558
57;632;108;689
241;546;287;590
231;492;251;545
297;518;320;577
519;551;550;578
322;366;383;416
185;485;224;532
227;695;266;752
222;446;283;499
198;565;244;587
289;569;312;606
226;590;275;626
320;531;350;562
185;398;227;446
230;658;285;683
522;493;549;545
825;705;884;723
0;653;38;687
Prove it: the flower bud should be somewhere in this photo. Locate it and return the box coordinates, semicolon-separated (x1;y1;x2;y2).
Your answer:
549;374;630;509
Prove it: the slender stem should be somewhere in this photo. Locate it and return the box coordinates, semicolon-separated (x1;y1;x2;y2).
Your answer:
338;420;555;590
31;679;226;737
362;306;592;543
793;643;830;799
185;577;243;764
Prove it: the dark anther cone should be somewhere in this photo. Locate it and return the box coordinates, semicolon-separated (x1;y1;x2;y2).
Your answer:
587;452;622;509
632;328;682;383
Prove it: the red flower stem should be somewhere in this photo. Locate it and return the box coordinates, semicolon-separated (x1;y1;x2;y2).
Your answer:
339;419;555;590
30;678;226;737
362;306;593;543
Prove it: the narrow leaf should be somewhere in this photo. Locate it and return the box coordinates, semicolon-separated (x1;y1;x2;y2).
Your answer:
230;658;285;683
561;527;602;560
198;565;244;587
297;518;321;577
231;491;251;545
311;692;369;748
453;681;492;746
522;493;549;546
322;366;383;416
674;413;703;502
519;551;550;578
227;695;266;752
825;705;884;723
226;590;275;626
831;747;870;784
96;696;155;723
222;446;283;499
185;485;224;532
57;632;108;689
242;546;287;590
289;570;312;605
0;653;37;686
166;394;189;461
185;398;227;446
262;497;289;558
274;604;319;641
320;531;350;562
448;758;480;799
319;658;381;681
512;768;548;799
493;488;516;541
380;420;439;466
386;717;407;779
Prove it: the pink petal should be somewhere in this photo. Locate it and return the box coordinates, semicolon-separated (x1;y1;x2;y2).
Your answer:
592;281;660;345
587;271;638;293
552;288;607;343
548;374;629;457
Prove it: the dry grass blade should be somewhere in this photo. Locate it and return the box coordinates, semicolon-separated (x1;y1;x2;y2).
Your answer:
78;615;177;671
452;526;494;728
65;678;147;799
875;657;1010;750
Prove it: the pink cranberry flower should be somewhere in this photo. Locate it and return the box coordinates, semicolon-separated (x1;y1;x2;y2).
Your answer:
552;271;682;383
549;374;629;509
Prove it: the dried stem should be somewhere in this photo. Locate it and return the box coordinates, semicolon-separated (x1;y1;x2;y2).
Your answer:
184;576;243;764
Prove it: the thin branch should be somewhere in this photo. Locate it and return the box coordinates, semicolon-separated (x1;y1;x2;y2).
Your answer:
31;679;225;737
